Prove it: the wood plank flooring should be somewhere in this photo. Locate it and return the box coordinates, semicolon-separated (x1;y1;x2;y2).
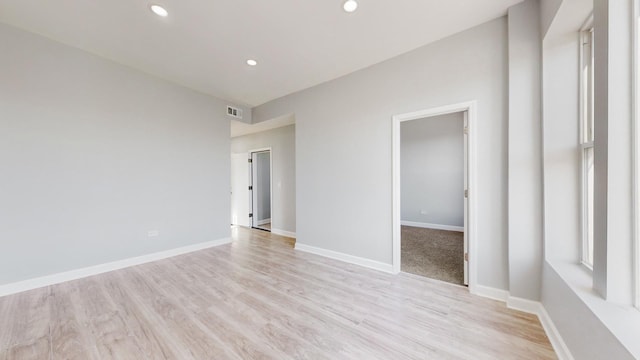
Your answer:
0;227;556;359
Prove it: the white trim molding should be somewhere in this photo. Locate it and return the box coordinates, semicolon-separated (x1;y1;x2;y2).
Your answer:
294;243;393;274
507;295;544;315
0;237;231;298
401;220;464;232
271;228;297;238
473;285;509;302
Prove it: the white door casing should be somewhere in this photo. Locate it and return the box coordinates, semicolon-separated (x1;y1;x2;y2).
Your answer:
463;111;469;285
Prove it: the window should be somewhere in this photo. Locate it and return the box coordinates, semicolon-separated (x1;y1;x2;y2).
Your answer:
580;27;595;268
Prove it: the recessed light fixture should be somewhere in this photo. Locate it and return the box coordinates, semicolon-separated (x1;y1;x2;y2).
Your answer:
343;0;358;12
150;4;168;17
247;59;258;66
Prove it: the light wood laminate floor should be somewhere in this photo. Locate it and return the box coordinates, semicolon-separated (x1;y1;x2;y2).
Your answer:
0;227;556;359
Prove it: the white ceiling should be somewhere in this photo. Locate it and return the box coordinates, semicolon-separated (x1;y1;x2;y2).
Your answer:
231;114;295;138
0;0;522;107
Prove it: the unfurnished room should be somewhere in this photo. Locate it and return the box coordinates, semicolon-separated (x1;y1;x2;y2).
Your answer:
1;0;639;359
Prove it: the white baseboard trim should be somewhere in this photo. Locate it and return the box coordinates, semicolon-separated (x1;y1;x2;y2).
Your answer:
294;243;394;274
400;220;464;232
271;228;296;238
0;237;232;298
507;295;543;315
473;285;509;302
473;287;573;360
257;218;271;226
537;305;575;360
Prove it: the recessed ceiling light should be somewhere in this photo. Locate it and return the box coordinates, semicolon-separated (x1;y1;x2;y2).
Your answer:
343;0;358;12
247;59;258;66
150;4;168;17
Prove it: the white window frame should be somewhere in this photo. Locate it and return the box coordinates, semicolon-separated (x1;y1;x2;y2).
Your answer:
580;21;595;270
633;0;640;309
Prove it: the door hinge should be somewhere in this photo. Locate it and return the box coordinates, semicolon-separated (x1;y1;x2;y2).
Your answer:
464;253;469;262
464;189;468;198
249;213;253;218
463;127;469;135
248;186;253;191
248;158;252;163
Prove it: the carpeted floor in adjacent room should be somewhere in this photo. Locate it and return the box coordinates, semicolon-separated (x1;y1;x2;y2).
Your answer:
401;226;464;285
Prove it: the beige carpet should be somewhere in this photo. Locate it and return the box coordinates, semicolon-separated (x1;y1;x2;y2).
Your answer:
401;226;464;285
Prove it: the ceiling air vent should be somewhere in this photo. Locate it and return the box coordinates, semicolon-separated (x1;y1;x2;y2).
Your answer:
227;106;243;119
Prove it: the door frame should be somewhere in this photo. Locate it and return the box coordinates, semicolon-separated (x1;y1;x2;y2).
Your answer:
248;147;273;230
392;101;478;292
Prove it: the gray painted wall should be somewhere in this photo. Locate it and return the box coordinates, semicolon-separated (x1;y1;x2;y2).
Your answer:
540;0;563;36
255;151;271;221
507;0;543;301
400;113;464;227
0;23;232;286
253;18;509;291
231;125;296;233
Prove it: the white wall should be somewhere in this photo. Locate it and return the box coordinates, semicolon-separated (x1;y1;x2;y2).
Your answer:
231;125;296;233
253;18;509;291
507;0;544;301
400;113;464;228
0;23;232;286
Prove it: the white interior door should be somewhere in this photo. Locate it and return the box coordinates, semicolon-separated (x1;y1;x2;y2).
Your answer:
231;153;250;227
463;111;469;285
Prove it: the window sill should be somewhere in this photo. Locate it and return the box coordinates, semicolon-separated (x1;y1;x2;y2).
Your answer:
548;260;640;358
579;260;593;273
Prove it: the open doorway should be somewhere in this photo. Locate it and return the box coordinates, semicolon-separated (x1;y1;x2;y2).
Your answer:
231;152;250;227
400;112;464;285
249;149;272;231
230;117;296;239
392;102;477;290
